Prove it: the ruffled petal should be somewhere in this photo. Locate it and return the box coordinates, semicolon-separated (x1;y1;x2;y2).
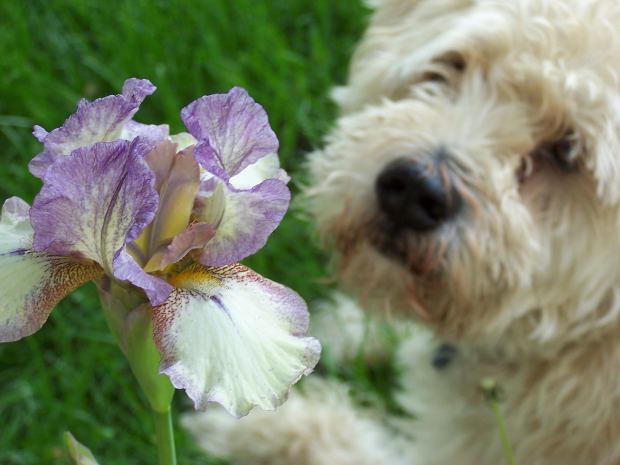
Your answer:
31;139;158;277
152;263;321;416
29;78;156;178
181;87;278;180
0;198;102;342
120;120;169;143
194;177;290;266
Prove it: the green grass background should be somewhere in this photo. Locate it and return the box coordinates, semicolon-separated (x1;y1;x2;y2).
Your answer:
0;1;372;463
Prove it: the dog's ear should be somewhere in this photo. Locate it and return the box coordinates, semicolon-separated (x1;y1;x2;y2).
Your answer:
587;118;620;205
332;0;474;113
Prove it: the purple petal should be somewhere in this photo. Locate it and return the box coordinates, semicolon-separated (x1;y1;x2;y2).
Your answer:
195;178;290;266
113;250;172;305
152;263;321;416
120;120;169;144
181;87;279;180
122;78;156;104
29;78;156;179
33;125;48;142
31;139;158;276
0;198;102;342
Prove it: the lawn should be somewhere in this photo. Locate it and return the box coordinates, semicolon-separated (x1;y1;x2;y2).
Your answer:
0;1;370;463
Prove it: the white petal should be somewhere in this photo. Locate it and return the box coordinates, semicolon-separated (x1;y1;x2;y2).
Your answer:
169;132;198;151
0;196;34;253
0;197;102;342
229;153;289;190
152;263;321;417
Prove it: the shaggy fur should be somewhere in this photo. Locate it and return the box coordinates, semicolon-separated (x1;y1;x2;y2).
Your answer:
184;1;620;464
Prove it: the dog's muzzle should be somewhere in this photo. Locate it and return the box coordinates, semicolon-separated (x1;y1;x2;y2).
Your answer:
375;156;462;231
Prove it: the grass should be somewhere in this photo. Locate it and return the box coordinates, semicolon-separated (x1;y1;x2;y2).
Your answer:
0;1;373;463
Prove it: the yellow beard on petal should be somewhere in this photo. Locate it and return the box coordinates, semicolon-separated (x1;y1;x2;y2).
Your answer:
166;264;228;290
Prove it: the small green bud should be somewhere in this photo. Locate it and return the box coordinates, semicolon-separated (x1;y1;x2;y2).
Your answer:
64;432;100;465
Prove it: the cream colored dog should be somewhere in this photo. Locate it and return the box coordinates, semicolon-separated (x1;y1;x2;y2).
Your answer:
184;1;620;464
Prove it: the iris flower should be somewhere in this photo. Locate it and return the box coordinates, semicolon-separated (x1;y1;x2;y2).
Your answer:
0;79;320;417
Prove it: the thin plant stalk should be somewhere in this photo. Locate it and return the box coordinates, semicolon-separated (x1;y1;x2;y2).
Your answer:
481;377;516;465
153;409;177;465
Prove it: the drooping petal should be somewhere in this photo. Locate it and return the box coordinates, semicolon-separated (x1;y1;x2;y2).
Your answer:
181;87;278;180
113;250;172;306
152;263;321;416
194;178;290;266
0;198;102;342
29;78;156;178
29;139;170;303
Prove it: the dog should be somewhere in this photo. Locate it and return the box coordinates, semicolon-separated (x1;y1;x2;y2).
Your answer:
183;1;620;464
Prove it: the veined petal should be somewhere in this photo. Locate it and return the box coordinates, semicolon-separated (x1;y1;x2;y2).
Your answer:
120;120;169;143
195;178;290;266
31;139;158;275
152;263;321;416
181;87;278;180
29;78;156;178
0;198;102;342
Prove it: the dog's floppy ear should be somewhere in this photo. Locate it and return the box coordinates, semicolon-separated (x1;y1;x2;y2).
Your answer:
333;0;474;113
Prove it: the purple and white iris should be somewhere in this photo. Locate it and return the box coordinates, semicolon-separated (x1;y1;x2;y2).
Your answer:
0;79;320;416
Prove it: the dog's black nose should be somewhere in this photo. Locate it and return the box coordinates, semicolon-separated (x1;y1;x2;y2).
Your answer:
375;158;461;231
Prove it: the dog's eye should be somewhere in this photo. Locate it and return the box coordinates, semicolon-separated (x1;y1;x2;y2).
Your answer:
518;133;580;183
438;52;466;72
421;52;466;84
540;133;579;171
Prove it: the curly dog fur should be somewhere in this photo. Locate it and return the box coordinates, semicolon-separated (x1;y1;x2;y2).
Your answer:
184;1;620;464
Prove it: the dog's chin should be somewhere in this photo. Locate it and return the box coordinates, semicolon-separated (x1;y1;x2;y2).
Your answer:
368;215;449;276
334;224;453;322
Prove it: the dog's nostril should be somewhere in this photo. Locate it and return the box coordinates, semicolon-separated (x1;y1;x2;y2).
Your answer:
375;158;461;231
420;194;446;221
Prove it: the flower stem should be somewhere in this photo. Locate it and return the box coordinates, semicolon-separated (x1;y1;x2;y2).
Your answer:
153;408;177;465
481;377;516;465
489;395;516;465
